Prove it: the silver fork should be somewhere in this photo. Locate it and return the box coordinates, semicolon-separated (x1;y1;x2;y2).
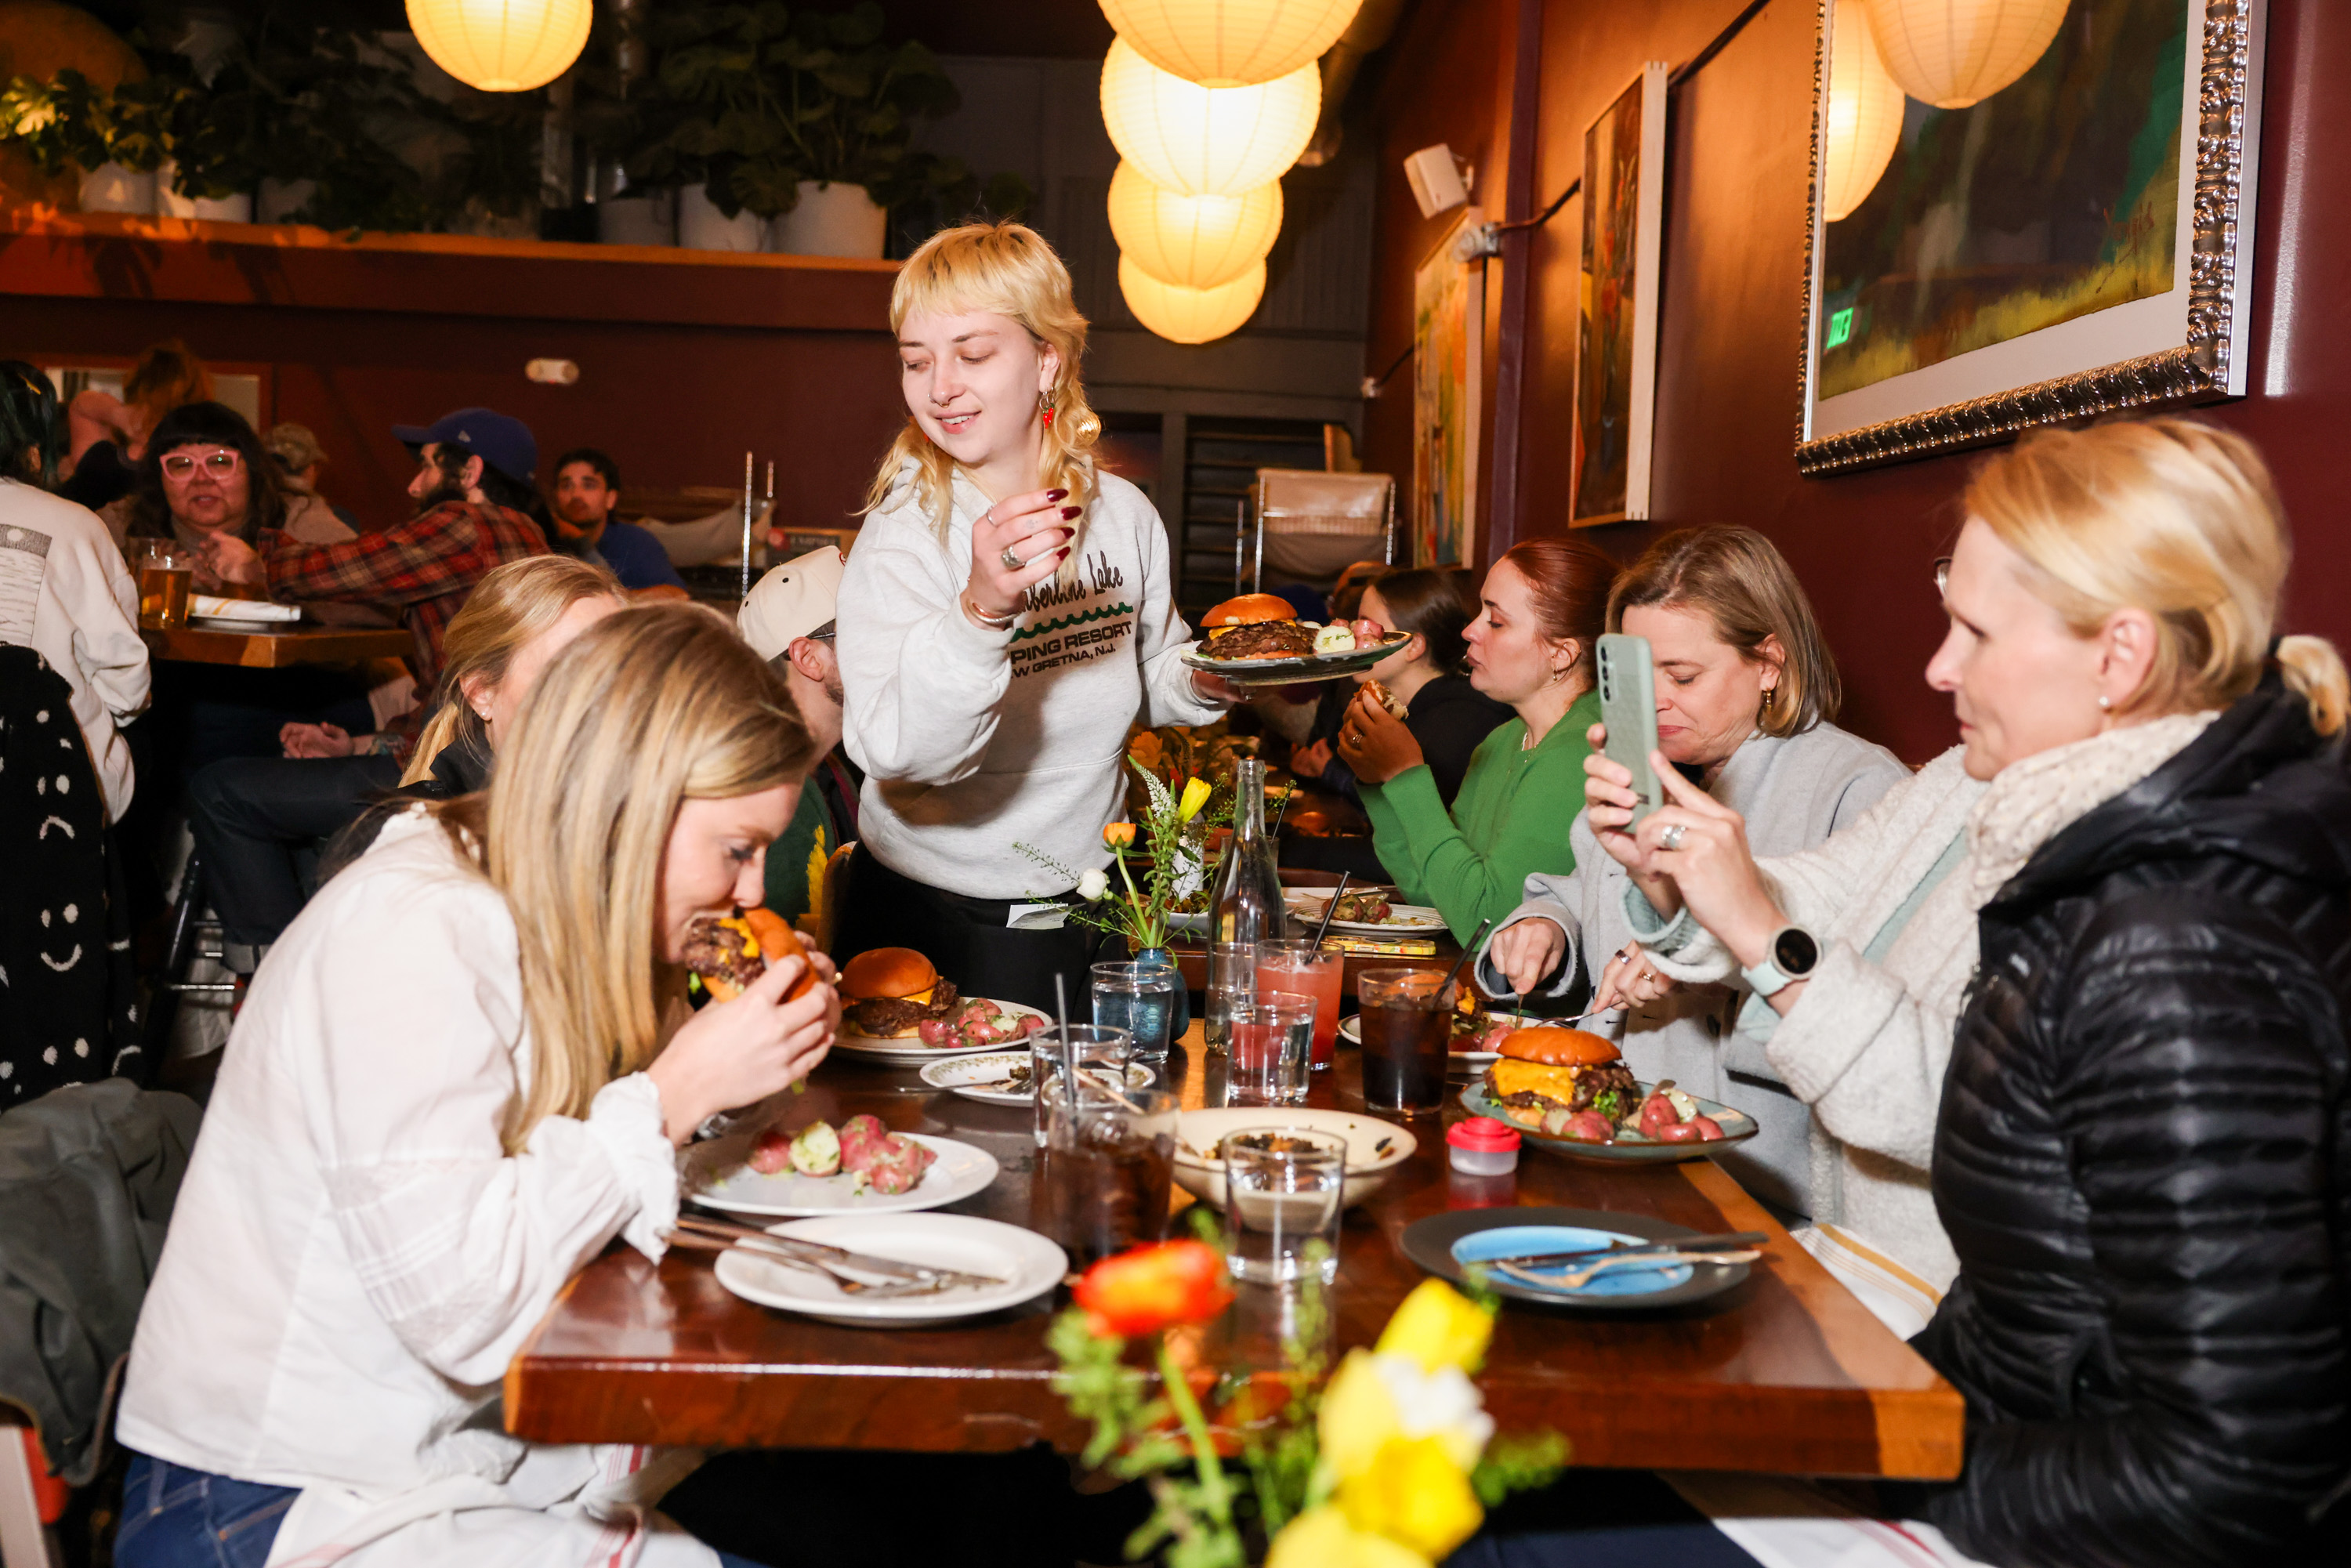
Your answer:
666;1233;957;1297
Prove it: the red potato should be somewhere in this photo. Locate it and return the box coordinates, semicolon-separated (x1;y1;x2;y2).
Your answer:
1637;1093;1682;1140
1554;1109;1614;1143
1478;1024;1516;1054
1657;1121;1705;1144
1014;1014;1049;1037
1351;618;1382;645
837;1114;889;1171
917;1019;955;1046
1688;1114;1724;1142
748;1127;793;1175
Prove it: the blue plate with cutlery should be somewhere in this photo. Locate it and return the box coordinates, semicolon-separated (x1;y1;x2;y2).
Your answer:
1400;1207;1760;1311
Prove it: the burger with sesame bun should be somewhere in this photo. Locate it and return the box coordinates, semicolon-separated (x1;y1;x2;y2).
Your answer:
1199;592;1319;660
1482;1027;1639;1132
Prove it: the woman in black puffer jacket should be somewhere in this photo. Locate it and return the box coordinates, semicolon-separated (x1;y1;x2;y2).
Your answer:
1908;418;2351;1567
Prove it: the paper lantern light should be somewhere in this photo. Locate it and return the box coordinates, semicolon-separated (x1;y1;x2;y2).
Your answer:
406;0;592;92
1860;0;2070;110
1098;0;1363;89
1823;0;1905;222
1120;255;1265;344
1101;38;1320;198
1107;161;1282;291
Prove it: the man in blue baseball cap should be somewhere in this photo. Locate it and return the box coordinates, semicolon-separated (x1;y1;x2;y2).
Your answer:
196;406;551;738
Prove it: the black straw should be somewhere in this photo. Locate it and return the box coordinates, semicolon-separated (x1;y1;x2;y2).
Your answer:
1310;871;1349;948
1434;918;1494;1006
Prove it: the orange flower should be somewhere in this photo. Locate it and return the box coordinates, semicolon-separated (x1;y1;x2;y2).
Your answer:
1104;821;1138;849
1073;1240;1234;1338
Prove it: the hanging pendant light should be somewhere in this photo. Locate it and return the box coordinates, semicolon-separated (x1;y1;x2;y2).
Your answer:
1100;38;1320;198
1107;161;1283;291
1859;0;2070;110
1097;0;1364;89
1823;0;1905;222
407;0;593;92
1120;255;1266;344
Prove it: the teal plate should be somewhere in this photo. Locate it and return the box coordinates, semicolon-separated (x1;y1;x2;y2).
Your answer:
1400;1207;1751;1312
1458;1079;1759;1163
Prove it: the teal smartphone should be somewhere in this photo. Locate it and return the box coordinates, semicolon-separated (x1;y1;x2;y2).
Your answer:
1596;633;1664;827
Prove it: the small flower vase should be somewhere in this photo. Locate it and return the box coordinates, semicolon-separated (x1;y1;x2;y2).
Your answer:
1134;946;1190;1041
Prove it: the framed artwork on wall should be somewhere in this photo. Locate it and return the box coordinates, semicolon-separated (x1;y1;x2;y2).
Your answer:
1571;61;1670;527
1411;206;1484;568
1797;0;2267;474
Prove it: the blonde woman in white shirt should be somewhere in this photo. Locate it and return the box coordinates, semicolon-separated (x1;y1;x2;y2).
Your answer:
117;606;834;1568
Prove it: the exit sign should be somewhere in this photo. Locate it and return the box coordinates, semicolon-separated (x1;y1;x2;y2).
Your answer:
1826;306;1854;349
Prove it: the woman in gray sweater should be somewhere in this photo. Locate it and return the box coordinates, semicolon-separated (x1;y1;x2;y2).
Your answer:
1478;528;1906;1217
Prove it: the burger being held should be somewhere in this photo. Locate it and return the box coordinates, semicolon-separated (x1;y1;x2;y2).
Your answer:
682;907;819;1001
839;947;961;1037
1199;593;1318;661
1482;1027;1639;1142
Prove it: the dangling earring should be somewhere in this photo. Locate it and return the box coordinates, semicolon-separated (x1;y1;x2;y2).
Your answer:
1039;391;1056;428
1758;683;1778;722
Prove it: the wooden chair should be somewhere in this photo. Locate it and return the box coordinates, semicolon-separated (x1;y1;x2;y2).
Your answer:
1241;469;1396;595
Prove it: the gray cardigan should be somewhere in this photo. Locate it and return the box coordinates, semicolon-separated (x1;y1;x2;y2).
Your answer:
1474;721;1908;1215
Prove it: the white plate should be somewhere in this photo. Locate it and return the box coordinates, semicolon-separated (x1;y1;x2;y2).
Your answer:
686;1132;997;1217
1171;1106;1416;1209
1337;1009;1532;1065
191;613;293;628
1291;893;1447;936
830;999;1049;1061
714;1213;1067;1327
917;1052;1157;1106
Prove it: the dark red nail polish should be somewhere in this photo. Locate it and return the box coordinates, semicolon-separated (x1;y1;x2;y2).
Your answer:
1045;487;1069;502
1061;505;1081;519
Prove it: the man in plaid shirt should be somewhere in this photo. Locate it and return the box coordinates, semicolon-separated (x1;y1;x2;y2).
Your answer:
195;407;549;705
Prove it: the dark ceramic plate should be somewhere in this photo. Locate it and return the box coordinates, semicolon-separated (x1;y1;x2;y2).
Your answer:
1457;1081;1759;1163
1179;634;1408;685
1400;1206;1752;1311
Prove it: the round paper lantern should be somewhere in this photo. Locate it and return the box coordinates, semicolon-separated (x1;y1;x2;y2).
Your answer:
1107;161;1282;290
1823;0;1904;222
1860;0;2070;110
1098;0;1363;89
406;0;592;92
1120;254;1265;344
1100;38;1320;198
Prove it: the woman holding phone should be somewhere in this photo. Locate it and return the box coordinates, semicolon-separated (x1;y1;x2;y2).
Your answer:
832;222;1237;1009
1476;527;1904;1217
1337;540;1614;943
116;607;829;1568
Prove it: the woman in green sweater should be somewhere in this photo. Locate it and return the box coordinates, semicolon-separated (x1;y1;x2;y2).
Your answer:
1337;538;1616;942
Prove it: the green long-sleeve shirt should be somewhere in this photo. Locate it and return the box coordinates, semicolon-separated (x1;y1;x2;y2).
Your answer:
1359;688;1603;943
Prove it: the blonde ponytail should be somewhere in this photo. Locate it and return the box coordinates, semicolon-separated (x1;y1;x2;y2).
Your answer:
2277;635;2349;737
397;555;623;786
861;221;1103;591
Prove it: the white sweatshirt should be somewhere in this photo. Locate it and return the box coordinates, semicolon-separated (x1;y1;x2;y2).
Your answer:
0;480;149;821
836;465;1222;899
118;814;714;1567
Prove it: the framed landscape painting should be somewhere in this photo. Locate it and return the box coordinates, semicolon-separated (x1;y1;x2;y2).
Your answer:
1572;62;1670;525
1412;207;1483;567
1797;0;2267;473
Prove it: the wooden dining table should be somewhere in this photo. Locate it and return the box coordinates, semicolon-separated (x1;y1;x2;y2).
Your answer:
505;1026;1965;1479
139;615;415;668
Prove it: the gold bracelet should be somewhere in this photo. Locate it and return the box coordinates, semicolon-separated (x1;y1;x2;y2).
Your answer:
964;593;1017;629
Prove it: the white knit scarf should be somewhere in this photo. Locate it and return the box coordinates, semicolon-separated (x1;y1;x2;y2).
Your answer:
1964;710;2220;910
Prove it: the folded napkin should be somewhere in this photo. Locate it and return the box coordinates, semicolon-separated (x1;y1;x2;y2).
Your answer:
191;595;300;623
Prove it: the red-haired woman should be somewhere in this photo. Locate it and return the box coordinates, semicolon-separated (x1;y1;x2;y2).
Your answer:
1339;539;1617;944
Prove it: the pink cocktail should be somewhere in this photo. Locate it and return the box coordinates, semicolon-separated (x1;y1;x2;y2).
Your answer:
1257;940;1345;1069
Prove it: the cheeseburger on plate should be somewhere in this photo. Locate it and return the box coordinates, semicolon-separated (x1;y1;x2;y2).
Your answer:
838;947;961;1037
1483;1027;1639;1129
1197;593;1320;661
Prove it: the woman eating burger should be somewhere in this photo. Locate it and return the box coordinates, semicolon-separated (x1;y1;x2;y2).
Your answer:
114;607;831;1568
833;222;1238;1009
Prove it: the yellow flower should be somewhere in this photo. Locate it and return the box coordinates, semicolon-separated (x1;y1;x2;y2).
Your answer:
1264;1505;1430;1568
1176;777;1212;822
1337;1437;1485;1560
1377;1279;1494;1374
1317;1351;1404;1482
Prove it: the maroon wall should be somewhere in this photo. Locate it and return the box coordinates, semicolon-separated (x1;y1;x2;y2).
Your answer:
0;223;907;535
1367;0;2351;762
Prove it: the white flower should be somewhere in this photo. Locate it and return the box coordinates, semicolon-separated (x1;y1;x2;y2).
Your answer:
1077;868;1111;901
1371;1353;1494;1469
